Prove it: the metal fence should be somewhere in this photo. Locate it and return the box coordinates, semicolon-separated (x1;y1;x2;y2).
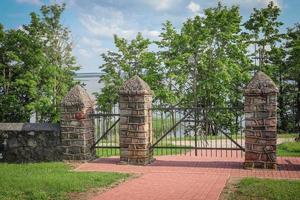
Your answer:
150;106;245;157
91;106;120;157
91;105;245;158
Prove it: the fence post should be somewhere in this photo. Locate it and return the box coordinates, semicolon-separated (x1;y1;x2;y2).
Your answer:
244;71;279;169
60;85;96;161
119;75;153;165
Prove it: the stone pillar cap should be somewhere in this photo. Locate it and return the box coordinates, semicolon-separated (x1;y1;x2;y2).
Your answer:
61;84;94;107
119;75;153;95
245;71;279;94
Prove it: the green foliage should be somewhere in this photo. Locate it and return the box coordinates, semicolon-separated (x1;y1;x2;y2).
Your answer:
277;141;300;157
244;1;283;71
158;3;252;108
95;33;162;112
285;24;300;131
0;162;130;200
24;3;79;122
243;1;300;131
97;3;251;134
227;178;300;200
0;1;299;132
95;145;186;157
0;4;78;123
0;26;45;122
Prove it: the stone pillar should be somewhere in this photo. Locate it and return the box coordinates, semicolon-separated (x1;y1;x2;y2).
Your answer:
119;76;153;165
244;71;279;169
60;85;95;161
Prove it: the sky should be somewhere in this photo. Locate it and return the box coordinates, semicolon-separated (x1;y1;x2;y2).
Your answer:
0;0;299;73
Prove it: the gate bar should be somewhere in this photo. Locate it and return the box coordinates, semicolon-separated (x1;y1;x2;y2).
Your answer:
151;146;244;150
150;110;193;150
91;118;120;149
213;122;245;151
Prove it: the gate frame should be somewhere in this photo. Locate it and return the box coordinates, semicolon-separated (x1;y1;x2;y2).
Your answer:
149;107;245;156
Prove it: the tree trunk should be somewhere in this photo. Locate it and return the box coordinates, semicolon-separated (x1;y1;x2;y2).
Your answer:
296;80;300;131
278;72;287;131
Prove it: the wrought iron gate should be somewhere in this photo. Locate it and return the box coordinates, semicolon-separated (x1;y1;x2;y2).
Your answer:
150;106;245;157
90;107;120;157
91;105;245;158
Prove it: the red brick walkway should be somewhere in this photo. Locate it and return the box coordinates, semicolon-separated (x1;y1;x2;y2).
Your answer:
76;153;300;200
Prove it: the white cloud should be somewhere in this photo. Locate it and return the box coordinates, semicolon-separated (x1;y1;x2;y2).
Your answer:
221;0;281;8
80;14;133;38
259;0;280;7
187;1;201;13
144;0;181;11
79;6;160;40
79;6;129;38
74;36;108;56
16;0;42;5
77;48;91;58
80;36;101;48
143;30;160;39
49;0;77;7
73;38;108;71
80;14;160;40
74;3;162;72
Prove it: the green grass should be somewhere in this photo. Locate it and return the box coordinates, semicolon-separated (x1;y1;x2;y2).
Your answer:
96;144;188;158
227;178;300;200
96;148;120;157
277;133;299;139
166;134;243;141
0;162;130;200
152;117;178;139
277;141;300;157
152;147;190;156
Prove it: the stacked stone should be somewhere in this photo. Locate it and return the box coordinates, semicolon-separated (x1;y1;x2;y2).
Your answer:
119;76;153;165
61;85;95;161
244;71;278;169
0;123;61;163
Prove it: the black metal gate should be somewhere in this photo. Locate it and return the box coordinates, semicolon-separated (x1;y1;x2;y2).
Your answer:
90;107;120;157
91;106;245;158
150;107;245;157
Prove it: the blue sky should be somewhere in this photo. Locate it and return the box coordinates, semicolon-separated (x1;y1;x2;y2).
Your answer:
0;0;299;73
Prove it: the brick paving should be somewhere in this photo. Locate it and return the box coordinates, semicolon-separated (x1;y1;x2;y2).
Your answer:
76;152;300;200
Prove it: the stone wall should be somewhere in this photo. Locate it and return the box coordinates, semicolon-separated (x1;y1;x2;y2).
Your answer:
0;85;96;163
0;123;62;163
244;71;278;169
60;85;96;161
119;76;153;165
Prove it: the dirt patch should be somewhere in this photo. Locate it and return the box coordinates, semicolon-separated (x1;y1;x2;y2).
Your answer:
219;177;242;200
68;173;140;200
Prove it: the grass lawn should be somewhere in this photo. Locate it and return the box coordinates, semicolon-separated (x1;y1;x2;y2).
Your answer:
278;133;299;139
277;141;300;157
0;162;130;200
222;177;300;200
96;144;188;157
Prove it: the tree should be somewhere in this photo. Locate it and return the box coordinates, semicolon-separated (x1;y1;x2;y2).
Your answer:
0;25;45;122
157;3;251;133
97;3;252;134
285;23;300;131
244;1;283;71
24;3;79;122
0;3;78;123
96;33;162;112
244;1;287;130
155;20;190;106
269;45;289;130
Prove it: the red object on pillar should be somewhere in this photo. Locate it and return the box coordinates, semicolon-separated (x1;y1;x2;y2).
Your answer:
75;111;85;120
